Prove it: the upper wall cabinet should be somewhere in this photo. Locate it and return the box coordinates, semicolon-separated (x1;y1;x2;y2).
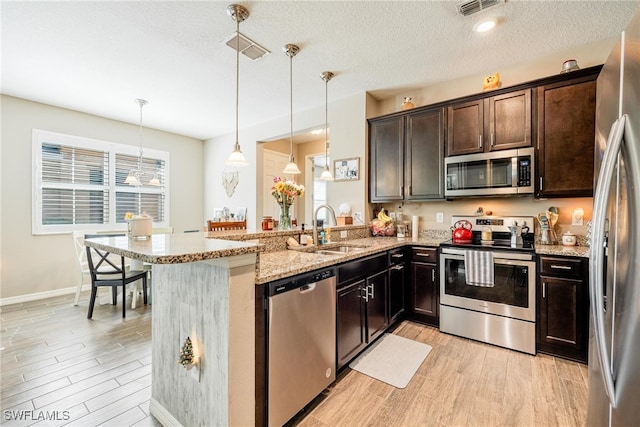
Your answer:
369;107;445;203
447;89;532;156
536;73;597;198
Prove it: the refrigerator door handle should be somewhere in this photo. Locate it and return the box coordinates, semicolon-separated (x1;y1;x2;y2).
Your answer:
590;115;627;408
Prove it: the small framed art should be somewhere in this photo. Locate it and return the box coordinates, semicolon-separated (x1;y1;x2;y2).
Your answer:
333;157;360;181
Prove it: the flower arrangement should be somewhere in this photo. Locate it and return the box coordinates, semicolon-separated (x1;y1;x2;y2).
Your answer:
271;177;304;230
124;212;151;220
271;177;304;206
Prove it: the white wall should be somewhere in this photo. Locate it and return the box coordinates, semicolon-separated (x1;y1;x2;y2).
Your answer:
204;92;369;229
0;95;204;302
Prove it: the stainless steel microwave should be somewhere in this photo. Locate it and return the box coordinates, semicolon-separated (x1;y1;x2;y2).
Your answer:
444;147;534;197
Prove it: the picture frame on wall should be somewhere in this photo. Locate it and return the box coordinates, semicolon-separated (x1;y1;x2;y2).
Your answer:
333;157;360;181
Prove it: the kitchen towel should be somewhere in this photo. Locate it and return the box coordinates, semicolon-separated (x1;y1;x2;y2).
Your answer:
412;216;419;240
464;250;495;287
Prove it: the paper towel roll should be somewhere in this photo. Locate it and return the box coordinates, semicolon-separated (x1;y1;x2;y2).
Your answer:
412;216;419;240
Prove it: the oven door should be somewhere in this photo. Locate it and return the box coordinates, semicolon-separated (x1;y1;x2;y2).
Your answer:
439;248;536;322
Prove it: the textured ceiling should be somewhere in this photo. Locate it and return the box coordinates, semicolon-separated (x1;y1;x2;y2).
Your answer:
2;1;639;140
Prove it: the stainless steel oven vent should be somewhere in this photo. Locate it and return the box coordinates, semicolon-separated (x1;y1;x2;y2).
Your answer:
457;0;502;16
223;32;270;61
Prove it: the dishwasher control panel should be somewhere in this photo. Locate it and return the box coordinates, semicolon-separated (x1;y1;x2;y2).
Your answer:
268;269;335;296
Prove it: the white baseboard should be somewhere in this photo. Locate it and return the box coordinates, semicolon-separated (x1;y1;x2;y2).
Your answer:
0;284;91;307
150;398;183;427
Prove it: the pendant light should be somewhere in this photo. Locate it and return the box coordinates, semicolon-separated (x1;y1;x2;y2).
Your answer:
319;71;334;181
225;4;249;167
282;43;302;175
125;98;160;186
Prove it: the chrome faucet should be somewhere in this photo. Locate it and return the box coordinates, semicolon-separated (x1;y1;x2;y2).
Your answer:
313;204;337;245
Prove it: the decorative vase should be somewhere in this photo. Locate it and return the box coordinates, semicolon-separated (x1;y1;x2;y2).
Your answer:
278;202;292;230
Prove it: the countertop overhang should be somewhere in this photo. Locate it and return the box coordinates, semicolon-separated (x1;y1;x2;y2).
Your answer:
84;232;264;264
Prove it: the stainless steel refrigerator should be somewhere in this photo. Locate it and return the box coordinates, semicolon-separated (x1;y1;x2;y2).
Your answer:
588;6;640;426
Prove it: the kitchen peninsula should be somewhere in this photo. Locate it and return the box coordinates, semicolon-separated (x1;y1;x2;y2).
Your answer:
84;233;263;427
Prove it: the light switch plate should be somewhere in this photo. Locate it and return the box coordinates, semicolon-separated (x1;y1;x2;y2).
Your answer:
436;212;444;223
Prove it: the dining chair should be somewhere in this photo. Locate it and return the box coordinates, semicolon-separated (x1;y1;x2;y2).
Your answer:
207;219;247;231
85;234;148;318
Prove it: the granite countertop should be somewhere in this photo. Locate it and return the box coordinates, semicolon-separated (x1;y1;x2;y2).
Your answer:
84;232;264;264
256;235;449;284
535;243;590;258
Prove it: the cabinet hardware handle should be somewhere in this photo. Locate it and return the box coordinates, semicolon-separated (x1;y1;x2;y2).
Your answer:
542;282;546;298
539;177;543;190
415;253;430;257
550;264;572;270
391;254;404;258
368;283;374;300
491;133;495;146
432;269;435;282
361;287;369;302
390;265;403;271
409;185;412;196
478;134;482;149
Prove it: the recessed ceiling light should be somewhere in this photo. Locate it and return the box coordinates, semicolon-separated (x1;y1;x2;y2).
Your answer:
474;18;496;32
311;129;323;135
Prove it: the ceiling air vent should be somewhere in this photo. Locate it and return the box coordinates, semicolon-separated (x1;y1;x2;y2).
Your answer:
457;0;502;16
223;31;270;61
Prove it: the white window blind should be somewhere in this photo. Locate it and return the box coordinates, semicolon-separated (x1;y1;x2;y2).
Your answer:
33;130;170;234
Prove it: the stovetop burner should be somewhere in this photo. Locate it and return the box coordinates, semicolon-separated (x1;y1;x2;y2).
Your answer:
444;215;536;253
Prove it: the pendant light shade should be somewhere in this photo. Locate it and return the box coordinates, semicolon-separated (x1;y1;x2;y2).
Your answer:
225;4;249;167
319;71;334;181
282;43;301;175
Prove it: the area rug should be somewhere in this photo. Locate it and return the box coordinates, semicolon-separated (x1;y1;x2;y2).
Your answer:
349;333;432;389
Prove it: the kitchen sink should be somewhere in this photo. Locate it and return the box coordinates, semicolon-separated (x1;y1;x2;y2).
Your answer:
311;245;367;255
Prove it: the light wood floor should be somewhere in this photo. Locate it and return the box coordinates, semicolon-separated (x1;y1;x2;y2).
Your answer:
1;294;588;427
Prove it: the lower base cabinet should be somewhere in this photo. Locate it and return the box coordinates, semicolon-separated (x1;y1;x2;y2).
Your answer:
336;253;389;369
537;255;589;363
410;247;439;326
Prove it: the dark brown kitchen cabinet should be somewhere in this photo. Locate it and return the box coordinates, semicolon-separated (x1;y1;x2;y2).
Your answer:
388;248;406;323
536;73;597;198
410;247;439;326
537;255;589;363
405;108;446;200
336;253;389;369
447;89;531;156
368;107;445;202
369;116;404;202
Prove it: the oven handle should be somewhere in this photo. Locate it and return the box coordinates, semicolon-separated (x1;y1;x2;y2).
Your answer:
440;247;534;262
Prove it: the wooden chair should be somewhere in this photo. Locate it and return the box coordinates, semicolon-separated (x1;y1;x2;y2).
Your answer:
207;219;247;231
85;234;148;319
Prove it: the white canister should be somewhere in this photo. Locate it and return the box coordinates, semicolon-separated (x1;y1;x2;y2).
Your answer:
562;231;577;246
128;217;153;240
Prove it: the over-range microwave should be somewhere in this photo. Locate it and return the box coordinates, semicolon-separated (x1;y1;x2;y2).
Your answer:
444;147;534;197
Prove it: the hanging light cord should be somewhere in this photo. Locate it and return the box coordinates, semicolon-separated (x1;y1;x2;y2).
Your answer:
137;99;146;172
234;17;240;150
324;77;329;167
289;51;294;159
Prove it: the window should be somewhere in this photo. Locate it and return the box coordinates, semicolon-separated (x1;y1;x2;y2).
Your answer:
33;129;170;234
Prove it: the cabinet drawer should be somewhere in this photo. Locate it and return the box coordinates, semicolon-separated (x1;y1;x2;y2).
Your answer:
412;247;437;263
389;248;406;266
337;253;387;285
539;256;583;278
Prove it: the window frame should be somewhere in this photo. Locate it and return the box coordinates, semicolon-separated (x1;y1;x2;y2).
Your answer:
32;129;170;235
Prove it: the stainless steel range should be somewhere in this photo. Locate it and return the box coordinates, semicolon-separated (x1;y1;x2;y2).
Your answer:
439;215;536;354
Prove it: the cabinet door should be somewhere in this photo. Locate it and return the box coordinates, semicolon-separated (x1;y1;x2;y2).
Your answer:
388;264;405;323
447;99;484;156
369;116;404;202
366;270;388;343
538;276;587;360
412;262;439;321
337;280;366;369
536;78;597;197
488;89;532;151
405;107;445;200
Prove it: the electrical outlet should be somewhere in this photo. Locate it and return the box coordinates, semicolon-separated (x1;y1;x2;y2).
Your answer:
436;212;444;223
340;230;347;238
354;212;362;223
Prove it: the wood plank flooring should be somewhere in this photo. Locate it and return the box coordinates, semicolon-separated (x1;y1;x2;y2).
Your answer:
2;294;588;426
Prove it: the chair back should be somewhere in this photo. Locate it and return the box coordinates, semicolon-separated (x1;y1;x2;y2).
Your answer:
207;220;247;231
84;234;127;280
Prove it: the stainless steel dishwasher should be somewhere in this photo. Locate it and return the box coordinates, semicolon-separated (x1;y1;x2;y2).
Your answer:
267;269;336;427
